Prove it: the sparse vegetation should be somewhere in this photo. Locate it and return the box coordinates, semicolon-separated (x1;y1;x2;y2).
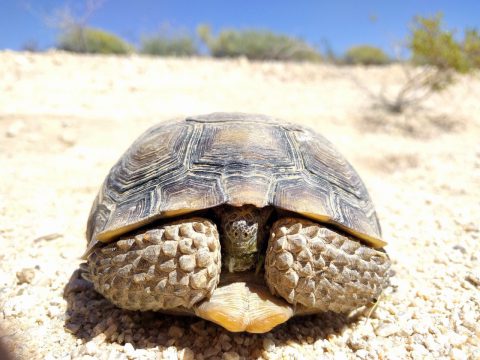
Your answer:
344;45;389;65
140;33;198;56
463;28;480;68
57;26;133;54
410;13;469;74
198;25;322;62
44;0;132;55
25;1;480;76
22;40;40;52
356;13;474;114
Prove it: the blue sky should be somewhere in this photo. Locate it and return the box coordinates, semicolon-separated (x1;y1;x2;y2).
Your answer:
1;1;479;55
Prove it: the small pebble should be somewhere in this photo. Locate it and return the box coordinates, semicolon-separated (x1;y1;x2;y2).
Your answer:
161;347;178;359
450;348;467;360
346;333;365;350
59;131;76;146
375;323;400;337
413;322;429;335
85;341;97;356
222;351;240;360
47;306;63;318
167;325;184;338
333;351;348;360
466;272;480;287
16;268;35;284
3;294;36;316
233;335;244;345
6;120;25;137
355;349;369;360
263;338;275;351
179;347;195;360
123;342;135;356
203;345;221;357
64;323;81;334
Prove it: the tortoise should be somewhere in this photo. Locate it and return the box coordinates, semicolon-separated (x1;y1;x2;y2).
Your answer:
83;112;391;333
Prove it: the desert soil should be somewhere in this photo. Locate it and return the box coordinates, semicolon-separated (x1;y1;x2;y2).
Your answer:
0;51;479;360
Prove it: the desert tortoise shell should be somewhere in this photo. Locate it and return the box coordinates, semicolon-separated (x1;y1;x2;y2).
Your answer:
87;112;385;250
85;113;388;332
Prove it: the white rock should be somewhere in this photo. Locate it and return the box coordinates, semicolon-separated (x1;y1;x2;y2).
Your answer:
0;271;14;289
375;323;399;337
3;294;36;316
107;349;125;360
399;320;415;336
333;351;348;360
44;353;55;360
135;349;154;359
85;341;97;356
384;345;408;359
313;339;325;352
6;120;25;137
123;342;135;357
59;131;77;146
410;344;429;358
47;305;63;318
355;349;369;360
424;335;442;353
449;332;467;347
161;347;178;360
413;321;429;335
450;348;467;360
347;333;365;350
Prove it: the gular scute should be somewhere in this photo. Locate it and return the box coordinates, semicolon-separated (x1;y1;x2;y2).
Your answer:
87;112;386;247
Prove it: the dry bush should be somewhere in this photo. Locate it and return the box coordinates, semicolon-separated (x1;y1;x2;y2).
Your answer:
58;26;133;54
353;14;472;115
197;25;322;62
344;45;390;66
140;33;198;57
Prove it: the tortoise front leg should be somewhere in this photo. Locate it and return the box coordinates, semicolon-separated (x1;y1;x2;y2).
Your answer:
264;218;391;313
87;218;221;311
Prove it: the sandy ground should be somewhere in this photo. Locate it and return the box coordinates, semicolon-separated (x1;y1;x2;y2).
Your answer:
0;51;479;359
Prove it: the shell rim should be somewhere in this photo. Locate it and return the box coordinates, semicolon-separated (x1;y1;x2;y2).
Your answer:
95;205;387;249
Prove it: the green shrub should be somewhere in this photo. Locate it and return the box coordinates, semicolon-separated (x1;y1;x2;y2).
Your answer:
198;25;321;62
409;13;468;73
140;34;198;56
344;45;389;65
58;26;132;54
463;28;480;68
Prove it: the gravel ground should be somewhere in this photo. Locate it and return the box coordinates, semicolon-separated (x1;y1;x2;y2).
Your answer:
0;51;479;359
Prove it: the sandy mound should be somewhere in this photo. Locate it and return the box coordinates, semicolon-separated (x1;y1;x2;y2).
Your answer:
0;52;479;359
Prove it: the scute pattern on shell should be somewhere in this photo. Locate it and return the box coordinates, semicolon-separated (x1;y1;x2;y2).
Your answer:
87;113;383;250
